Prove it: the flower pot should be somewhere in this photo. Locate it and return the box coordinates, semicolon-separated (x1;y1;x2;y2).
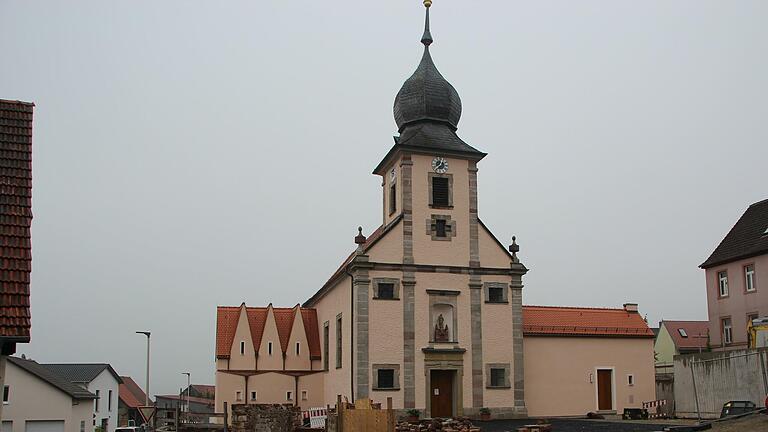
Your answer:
407;415;419;423
480;413;491;421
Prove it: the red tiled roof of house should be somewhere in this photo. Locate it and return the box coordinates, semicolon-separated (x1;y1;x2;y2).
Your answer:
119;376;151;407
216;305;321;360
273;308;296;353
662;320;709;350
0;99;33;343
523;305;655;338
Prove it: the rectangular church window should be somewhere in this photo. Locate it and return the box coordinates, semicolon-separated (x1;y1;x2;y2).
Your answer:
490;368;506;387
432;177;450;207
488;287;504;303
377;283;395;299
377;369;395;389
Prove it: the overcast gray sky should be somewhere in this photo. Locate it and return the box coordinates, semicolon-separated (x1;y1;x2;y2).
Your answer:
2;0;767;395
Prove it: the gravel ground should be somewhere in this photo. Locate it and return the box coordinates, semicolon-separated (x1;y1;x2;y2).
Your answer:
477;418;675;432
706;413;768;431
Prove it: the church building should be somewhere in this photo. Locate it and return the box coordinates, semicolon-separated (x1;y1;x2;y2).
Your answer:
215;2;655;419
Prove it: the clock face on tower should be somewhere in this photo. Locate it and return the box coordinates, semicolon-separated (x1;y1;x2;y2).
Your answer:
431;157;448;174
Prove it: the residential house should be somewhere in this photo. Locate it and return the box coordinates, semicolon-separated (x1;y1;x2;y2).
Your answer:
700;198;768;350
654;321;709;372
117;377;150;427
2;357;95;432
41;365;122;432
0;100;34;420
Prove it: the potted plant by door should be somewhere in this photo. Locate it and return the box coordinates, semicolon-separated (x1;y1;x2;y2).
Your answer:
479;407;491;421
406;409;421;422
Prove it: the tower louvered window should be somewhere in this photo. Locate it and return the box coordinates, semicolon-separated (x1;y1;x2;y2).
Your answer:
432;177;450;207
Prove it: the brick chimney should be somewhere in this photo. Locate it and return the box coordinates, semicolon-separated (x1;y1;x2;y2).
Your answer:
623;303;639;313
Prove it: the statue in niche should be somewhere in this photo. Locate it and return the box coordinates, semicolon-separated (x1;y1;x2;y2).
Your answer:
434;313;450;342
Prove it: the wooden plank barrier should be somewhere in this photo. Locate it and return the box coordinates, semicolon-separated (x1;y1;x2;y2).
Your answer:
335;395;394;432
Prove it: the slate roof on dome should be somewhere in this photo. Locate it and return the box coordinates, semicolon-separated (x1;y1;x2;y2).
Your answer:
376;3;485;174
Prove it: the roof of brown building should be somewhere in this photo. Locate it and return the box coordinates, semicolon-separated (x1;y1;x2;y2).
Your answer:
216;305;321;360
0;99;33;343
119;376;152;408
701;198;768;268
661;320;709;350
155;394;215;406
523;305;655;338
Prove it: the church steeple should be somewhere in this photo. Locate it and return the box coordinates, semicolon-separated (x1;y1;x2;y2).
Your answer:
393;1;462;132
374;1;485;175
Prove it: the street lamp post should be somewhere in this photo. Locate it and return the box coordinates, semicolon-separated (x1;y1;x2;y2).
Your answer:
182;372;191;415
136;331;151;406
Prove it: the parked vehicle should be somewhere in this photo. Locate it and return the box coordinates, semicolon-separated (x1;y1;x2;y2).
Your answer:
115;427;144;432
720;400;757;418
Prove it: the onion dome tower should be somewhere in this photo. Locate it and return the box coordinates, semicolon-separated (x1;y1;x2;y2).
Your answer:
375;1;485;174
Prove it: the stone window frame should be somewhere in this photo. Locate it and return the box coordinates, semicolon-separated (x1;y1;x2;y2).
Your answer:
428;173;454;209
426;214;457;242
427;289;460;344
373;278;401;300
485;363;511;389
372;364;401;391
483;282;509;304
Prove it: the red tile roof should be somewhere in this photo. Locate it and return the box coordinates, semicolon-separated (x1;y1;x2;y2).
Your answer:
661;320;709;351
119;376;151;408
0;100;33;343
523;305;655;338
216;305;321;360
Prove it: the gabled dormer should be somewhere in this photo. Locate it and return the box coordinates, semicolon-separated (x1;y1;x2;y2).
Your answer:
228;303;256;370
285;304;311;370
257;304;283;371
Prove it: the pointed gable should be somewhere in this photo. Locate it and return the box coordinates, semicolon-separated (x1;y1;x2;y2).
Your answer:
246;308;269;354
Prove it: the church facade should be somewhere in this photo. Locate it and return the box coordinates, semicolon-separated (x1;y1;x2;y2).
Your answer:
215;2;655;419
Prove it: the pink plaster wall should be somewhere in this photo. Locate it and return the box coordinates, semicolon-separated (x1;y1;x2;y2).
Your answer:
311;275;352;404
367;270;405;408
411;154;471;267
285;308;312;371
258;308;284;370
481;275;516;407
705;254;768;348
524;336;655;417
229;306;256;370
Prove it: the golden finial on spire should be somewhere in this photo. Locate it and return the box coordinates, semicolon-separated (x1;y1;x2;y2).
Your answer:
423;0;432;8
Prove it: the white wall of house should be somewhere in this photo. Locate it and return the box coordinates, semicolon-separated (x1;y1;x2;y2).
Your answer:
2;362;94;432
85;370;119;432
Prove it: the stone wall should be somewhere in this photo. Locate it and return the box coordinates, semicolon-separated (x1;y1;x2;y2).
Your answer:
230;404;300;432
673;348;768;419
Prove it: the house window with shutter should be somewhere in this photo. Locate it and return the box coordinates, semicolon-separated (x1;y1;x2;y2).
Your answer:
428;173;453;208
